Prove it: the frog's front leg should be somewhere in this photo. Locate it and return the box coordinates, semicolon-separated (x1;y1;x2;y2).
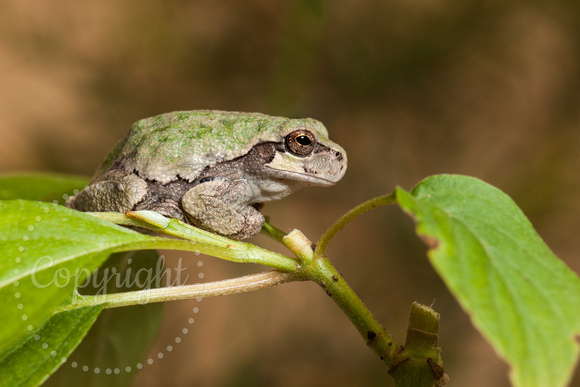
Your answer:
181;179;264;240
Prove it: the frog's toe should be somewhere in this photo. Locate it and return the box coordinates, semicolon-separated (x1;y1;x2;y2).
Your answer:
230;206;265;240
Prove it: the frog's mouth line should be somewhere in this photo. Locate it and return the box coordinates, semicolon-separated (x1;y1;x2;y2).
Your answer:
265;149;347;186
264;166;344;186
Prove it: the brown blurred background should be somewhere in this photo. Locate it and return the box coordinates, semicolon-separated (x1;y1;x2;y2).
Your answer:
1;0;579;386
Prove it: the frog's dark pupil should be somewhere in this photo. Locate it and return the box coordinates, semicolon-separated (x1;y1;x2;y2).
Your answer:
285;129;315;156
296;135;311;146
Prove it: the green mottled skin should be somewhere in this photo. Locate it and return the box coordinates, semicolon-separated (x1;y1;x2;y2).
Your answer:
69;109;347;239
99;110;333;183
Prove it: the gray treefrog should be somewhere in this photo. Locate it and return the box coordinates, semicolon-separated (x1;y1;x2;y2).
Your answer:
66;110;347;239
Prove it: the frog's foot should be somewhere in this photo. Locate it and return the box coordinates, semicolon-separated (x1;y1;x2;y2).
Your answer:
229;205;265;240
181;180;264;240
66;170;147;212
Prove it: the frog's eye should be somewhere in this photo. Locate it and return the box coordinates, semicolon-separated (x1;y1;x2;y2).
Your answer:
285;130;316;156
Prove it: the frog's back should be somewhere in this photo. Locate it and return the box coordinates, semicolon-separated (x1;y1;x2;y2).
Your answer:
100;110;310;183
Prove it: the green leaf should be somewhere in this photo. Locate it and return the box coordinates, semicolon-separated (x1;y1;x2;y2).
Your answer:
0;173;89;203
396;174;580;387
0;200;155;384
0;176;298;386
44;251;165;387
0;306;103;387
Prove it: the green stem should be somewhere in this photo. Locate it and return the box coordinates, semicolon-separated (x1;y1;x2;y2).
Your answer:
261;213;399;368
90;212;299;272
88;202;445;384
303;253;398;368
115;238;298;272
316;193;396;255
261;219;288;243
59;270;304;311
389;303;447;386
